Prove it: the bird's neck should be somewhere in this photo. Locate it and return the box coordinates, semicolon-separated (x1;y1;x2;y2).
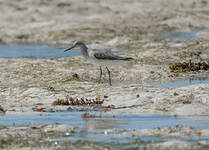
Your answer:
80;44;89;58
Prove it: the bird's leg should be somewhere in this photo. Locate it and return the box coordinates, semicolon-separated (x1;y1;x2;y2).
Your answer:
106;67;112;86
98;66;103;83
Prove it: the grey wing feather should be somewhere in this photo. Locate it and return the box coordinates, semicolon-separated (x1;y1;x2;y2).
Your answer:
94;52;133;60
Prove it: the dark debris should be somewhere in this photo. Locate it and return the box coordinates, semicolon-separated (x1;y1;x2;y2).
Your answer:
81;113;96;119
169;60;209;73
0;105;6;115
52;96;104;106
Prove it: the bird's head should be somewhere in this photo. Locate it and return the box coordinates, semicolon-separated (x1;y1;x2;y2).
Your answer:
64;41;87;52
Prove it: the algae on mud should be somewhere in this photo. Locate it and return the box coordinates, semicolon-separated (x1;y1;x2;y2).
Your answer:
52;95;104;106
169;60;209;73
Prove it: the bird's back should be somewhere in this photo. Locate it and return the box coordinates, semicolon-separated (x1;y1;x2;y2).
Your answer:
86;49;133;67
93;52;132;61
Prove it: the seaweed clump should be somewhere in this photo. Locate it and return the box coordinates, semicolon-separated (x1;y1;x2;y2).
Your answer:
169;60;209;73
52;96;104;106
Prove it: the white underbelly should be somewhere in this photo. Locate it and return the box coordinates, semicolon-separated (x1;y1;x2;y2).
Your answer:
87;58;130;67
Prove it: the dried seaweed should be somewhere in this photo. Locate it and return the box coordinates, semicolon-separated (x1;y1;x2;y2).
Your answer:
52;96;104;106
170;60;209;73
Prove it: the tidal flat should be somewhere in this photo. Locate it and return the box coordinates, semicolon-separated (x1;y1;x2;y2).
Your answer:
0;0;209;149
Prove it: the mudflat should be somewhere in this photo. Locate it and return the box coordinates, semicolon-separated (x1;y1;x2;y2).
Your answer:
0;0;209;150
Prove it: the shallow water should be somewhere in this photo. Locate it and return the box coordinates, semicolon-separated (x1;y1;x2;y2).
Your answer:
1;111;209;144
156;30;209;40
1;111;209;129
2;111;209;129
0;44;80;58
155;76;209;88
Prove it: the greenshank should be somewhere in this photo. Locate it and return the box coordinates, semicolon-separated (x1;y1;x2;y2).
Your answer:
64;41;133;86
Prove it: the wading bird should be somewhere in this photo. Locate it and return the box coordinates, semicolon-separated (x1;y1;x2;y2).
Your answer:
64;41;133;86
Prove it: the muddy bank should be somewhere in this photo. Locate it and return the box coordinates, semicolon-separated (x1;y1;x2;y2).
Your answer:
1;0;209;46
0;123;209;150
0;39;209;116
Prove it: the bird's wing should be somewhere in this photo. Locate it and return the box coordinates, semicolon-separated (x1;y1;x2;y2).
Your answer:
93;52;133;60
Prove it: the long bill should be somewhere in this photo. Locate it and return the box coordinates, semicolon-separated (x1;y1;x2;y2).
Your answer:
64;46;75;52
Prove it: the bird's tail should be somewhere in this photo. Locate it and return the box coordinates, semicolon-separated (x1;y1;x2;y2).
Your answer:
123;57;133;61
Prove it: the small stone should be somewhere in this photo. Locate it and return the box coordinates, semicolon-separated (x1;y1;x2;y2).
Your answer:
48;87;55;91
57;2;71;7
72;73;79;79
32;107;46;112
31;126;38;130
35;103;44;105
0;105;6;115
67;107;73;111
183;100;191;104
104;95;108;98
95;97;99;100
65;132;70;136
173;92;179;96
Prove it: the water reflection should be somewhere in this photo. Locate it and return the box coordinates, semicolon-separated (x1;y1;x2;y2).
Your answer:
80;115;128;137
